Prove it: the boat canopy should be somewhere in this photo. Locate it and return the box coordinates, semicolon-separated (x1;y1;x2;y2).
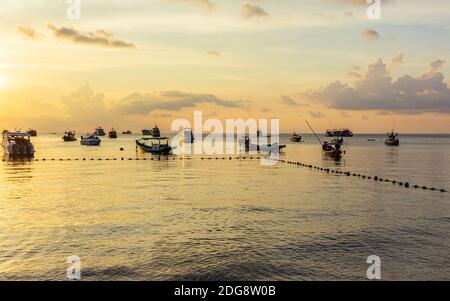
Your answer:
4;132;32;137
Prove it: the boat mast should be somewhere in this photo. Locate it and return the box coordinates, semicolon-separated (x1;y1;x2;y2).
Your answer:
306;121;323;146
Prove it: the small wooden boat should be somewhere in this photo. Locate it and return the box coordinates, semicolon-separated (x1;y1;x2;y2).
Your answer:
122;130;132;135
290;131;302;142
322;141;343;160
62;131;77;142
80;134;101;146
136;137;172;155
108;129;118;139
385;132;399;146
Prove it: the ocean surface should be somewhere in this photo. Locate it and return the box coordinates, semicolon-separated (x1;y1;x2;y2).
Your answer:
1;133;449;280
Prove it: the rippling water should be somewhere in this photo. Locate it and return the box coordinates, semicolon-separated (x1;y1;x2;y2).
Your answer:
1;133;449;280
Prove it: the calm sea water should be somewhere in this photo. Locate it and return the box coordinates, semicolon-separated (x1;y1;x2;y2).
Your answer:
1;133;449;280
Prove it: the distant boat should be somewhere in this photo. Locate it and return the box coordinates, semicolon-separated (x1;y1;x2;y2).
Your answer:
80;134;101;146
290;131;302;142
325;128;353;137
240;135;286;153
385;132;399;146
122;130;132;135
93;127;106;136
183;128;194;143
142;125;161;137
108;129;118;139
62;131;77;142
1;130;35;157
136;137;172;155
27;129;37;137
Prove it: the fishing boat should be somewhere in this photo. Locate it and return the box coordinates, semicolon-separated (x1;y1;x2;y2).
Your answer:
108;129;118;139
27;129;37;137
385;113;400;146
122;130;132;135
1;130;35;157
142;125;160;137
325;128;353;137
136;137;173;155
306;121;344;160
80;134;101;146
322;140;343;160
290;131;302;142
93;127;106;136
62;131;77;142
385;132;399;146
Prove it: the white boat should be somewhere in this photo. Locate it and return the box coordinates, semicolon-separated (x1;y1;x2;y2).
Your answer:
80;134;101;146
1;130;35;157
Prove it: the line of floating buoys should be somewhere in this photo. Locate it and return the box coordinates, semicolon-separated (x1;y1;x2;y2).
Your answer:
4;156;446;193
274;157;446;193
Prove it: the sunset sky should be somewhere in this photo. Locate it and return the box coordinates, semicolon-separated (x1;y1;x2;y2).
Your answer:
1;0;450;133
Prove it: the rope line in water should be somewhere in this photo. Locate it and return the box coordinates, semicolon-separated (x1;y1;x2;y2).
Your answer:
2;156;446;193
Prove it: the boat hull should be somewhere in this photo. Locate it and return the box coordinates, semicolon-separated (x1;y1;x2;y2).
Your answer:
80;139;101;146
136;140;172;155
385;139;400;146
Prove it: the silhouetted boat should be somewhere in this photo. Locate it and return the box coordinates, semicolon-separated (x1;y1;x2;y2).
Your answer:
325;128;353;137
322;140;343;160
93;127;106;136
62;131;77;142
385;132;399;146
122;130;132;135
108;129;118;139
290;131;302;142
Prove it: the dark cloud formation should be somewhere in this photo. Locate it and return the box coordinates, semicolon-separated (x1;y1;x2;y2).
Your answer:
114;90;243;115
360;28;380;41
17;26;44;40
302;57;450;114
242;3;270;19
47;24;136;49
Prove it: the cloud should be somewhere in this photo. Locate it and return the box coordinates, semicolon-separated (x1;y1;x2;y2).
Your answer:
206;50;222;56
260;106;271;113
113;91;243;115
242;3;270;19
61;82;115;126
309;111;325;118
47;24;136;49
280;95;303;106
360;28;380;41
348;71;362;79
167;0;215;12
390;52;403;65
302;56;450;114
17;26;44;40
427;59;445;74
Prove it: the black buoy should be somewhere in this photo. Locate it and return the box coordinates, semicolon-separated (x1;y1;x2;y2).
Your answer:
374;176;378;181
120;147;124;151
